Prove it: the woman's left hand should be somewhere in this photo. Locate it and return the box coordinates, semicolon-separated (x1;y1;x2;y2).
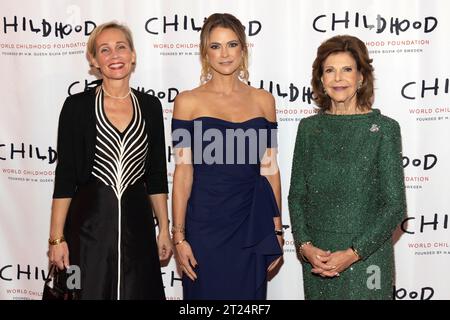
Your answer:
315;248;359;277
157;231;173;261
267;235;284;272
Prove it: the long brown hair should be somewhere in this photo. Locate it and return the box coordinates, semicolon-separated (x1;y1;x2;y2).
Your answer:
199;13;249;83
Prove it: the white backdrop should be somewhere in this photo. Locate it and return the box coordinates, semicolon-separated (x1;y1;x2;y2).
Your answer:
1;0;449;300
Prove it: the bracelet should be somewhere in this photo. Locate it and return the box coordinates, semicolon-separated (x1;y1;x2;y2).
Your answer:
351;246;361;260
298;241;312;262
171;224;185;235
275;229;284;236
48;236;65;246
174;239;186;246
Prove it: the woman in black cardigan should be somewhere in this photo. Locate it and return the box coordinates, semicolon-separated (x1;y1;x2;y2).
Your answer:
48;21;171;300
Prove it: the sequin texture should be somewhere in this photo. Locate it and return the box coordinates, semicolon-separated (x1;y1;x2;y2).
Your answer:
288;109;406;300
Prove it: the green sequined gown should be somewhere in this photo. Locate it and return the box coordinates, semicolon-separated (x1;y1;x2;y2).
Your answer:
288;109;406;300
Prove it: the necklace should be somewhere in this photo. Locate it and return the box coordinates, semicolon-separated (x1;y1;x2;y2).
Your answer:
102;85;131;99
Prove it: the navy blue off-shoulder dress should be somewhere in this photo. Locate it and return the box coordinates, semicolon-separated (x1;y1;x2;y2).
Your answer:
172;116;282;300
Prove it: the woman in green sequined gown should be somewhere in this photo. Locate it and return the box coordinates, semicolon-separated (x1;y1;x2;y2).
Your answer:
288;35;406;300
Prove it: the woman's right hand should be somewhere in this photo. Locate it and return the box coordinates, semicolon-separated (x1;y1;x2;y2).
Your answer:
174;240;198;281
301;244;338;277
49;242;70;270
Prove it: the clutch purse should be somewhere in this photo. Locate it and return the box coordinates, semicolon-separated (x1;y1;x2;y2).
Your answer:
42;265;78;300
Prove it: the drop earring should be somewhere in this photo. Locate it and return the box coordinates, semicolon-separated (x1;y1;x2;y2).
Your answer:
238;66;245;81
201;65;212;83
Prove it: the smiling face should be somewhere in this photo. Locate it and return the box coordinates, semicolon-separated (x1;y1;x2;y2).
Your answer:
321;51;363;106
91;28;136;81
206;27;243;78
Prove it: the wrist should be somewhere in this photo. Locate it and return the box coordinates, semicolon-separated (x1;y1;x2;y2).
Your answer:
158;222;170;232
158;226;170;233
298;241;313;262
350;246;361;261
173;238;186;246
48;236;65;246
171;223;185;235
172;233;184;243
158;230;170;238
50;230;64;239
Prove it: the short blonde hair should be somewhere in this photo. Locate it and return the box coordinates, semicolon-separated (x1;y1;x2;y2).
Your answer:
199;13;249;83
87;21;135;66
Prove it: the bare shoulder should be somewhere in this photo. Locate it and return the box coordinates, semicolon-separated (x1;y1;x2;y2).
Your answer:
251;88;276;121
173;89;200;120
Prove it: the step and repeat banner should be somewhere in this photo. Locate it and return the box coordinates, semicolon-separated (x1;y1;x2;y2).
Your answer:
0;0;449;300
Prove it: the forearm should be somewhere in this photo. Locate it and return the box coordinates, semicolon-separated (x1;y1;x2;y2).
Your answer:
264;171;282;230
288;192;312;246
264;171;281;212
352;204;404;260
261;146;282;214
149;193;169;233
50;198;71;239
172;167;193;240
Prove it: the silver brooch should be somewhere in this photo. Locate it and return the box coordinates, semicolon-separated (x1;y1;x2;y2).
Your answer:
370;124;379;132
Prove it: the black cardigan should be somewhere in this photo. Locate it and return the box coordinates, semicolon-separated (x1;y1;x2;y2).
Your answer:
53;86;168;198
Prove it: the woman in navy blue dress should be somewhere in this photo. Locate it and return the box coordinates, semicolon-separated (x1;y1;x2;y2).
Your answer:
171;13;283;300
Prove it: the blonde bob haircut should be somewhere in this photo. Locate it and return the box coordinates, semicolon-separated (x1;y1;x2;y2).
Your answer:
86;21;135;69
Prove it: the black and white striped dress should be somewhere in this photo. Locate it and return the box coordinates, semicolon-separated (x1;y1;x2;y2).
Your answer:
92;88;148;200
64;88;165;300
